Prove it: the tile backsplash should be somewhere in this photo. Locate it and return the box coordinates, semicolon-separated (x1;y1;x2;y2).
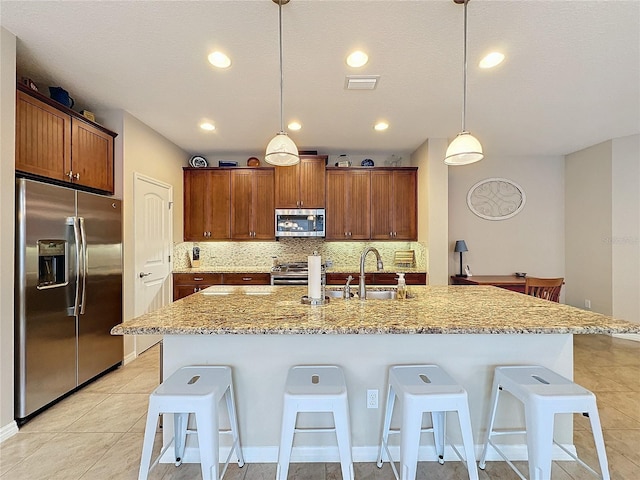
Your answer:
173;239;426;271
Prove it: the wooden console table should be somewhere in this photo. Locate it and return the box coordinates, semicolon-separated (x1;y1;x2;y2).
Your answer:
450;275;526;293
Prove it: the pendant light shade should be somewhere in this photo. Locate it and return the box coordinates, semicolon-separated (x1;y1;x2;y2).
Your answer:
445;131;483;165
265;132;299;166
265;0;299;166
445;0;483;166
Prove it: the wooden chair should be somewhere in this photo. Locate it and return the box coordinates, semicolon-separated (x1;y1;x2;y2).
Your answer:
524;277;564;302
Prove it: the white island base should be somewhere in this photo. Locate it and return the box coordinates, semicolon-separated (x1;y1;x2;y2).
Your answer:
159;333;577;465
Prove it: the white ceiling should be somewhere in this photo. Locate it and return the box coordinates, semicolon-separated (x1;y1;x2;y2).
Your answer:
2;0;639;159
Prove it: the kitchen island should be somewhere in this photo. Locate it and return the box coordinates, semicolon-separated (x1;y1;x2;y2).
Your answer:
112;285;639;465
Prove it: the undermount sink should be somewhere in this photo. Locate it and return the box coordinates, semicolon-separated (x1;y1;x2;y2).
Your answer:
325;288;397;300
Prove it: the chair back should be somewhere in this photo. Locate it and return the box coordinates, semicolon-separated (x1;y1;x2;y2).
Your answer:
525;277;564;302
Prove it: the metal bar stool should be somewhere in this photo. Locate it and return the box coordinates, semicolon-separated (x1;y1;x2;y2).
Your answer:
138;365;245;480
277;365;354;480
478;365;610;480
376;364;479;480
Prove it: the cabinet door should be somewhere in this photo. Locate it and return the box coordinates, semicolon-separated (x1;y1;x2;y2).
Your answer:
231;170;254;239
391;170;417;240
184;169;210;241
252;169;275;239
71;118;114;193
208;170;231;239
370;171;394;240
16;90;71;182
299;156;326;208
325;170;349;239
347;170;371;239
274;163;299;208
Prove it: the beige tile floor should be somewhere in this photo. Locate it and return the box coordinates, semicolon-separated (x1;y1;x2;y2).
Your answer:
0;334;638;479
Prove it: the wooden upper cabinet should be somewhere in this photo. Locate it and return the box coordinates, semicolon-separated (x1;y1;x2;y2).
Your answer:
371;169;417;240
275;155;326;208
16;89;71;182
231;168;275;240
71;119;114;193
325;169;371;240
183;168;230;241
15;85;116;194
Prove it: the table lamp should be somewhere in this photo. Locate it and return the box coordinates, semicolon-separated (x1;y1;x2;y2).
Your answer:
454;240;468;277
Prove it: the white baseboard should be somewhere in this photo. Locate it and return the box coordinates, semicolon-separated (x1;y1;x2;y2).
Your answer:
0;421;19;443
613;333;640;342
123;350;137;366
159;443;577;464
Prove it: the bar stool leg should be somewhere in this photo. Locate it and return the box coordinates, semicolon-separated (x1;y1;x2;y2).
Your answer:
525;407;555;480
138;403;160;480
478;377;501;469
431;411;446;464
456;402;480;480
334;403;355;480
276;399;298;480
400;404;422;480
196;405;219;480
587;406;610;480
377;384;396;467
225;385;245;467
173;412;189;466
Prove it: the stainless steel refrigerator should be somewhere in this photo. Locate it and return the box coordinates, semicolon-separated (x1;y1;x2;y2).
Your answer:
15;178;123;423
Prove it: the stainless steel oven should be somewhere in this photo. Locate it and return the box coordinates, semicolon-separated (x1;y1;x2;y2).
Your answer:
270;261;325;285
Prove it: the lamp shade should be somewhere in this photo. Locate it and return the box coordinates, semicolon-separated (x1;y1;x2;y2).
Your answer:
445;132;484;166
264;132;300;166
454;240;468;253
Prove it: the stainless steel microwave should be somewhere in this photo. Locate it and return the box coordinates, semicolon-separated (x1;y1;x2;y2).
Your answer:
275;209;325;237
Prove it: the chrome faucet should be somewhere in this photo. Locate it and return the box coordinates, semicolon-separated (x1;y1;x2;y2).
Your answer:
359;247;383;298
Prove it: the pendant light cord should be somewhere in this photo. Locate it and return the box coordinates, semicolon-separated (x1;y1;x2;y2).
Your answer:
278;0;285;134
462;0;468;133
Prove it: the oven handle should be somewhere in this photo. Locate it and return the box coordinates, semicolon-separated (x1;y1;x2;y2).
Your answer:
271;278;309;285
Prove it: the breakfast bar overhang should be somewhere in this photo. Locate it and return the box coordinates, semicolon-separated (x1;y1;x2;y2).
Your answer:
111;285;640;464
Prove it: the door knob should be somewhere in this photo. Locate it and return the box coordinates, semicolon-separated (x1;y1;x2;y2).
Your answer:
139;272;152;278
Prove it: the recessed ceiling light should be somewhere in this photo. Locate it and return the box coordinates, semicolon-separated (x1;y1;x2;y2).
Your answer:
374;122;389;131
200;122;215;131
346;50;369;68
208;51;231;69
288;121;302;131
479;52;505;69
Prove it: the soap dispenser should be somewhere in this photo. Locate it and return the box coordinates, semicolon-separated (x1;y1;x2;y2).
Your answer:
396;273;407;299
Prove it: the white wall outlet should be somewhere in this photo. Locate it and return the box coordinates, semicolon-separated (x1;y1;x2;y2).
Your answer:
585;299;591;310
367;389;378;409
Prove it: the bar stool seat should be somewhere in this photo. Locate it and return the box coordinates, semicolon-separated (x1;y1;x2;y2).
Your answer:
138;365;244;480
277;365;354;480
376;364;478;480
478;365;610;480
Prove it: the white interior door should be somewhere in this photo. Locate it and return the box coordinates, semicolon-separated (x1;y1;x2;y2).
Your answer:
134;173;172;354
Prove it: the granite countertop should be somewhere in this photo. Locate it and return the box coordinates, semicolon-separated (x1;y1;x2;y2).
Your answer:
111;285;640;336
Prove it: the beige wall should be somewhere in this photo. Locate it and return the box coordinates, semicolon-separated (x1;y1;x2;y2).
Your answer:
0;28;17;437
410;138;449;285
448;154;565;281
119;112;186;359
565;141;613;313
612;135;640;325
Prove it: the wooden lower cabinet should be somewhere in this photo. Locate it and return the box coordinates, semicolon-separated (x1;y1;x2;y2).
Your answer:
173;273;223;300
173;272;271;300
326;272;426;286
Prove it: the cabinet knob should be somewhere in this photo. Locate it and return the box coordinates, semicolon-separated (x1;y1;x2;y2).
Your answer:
73;173;80;180
66;171;74;180
242;277;252;281
193;277;204;281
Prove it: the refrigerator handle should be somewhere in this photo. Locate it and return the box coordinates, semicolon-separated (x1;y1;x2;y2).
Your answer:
79;217;88;315
69;216;81;317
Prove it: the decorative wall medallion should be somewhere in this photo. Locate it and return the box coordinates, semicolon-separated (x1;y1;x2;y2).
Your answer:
467;178;526;220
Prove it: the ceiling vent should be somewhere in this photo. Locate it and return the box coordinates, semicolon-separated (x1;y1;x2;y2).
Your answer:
345;75;380;90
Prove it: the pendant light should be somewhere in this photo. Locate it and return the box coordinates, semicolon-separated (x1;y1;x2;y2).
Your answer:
445;0;484;166
265;0;299;166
